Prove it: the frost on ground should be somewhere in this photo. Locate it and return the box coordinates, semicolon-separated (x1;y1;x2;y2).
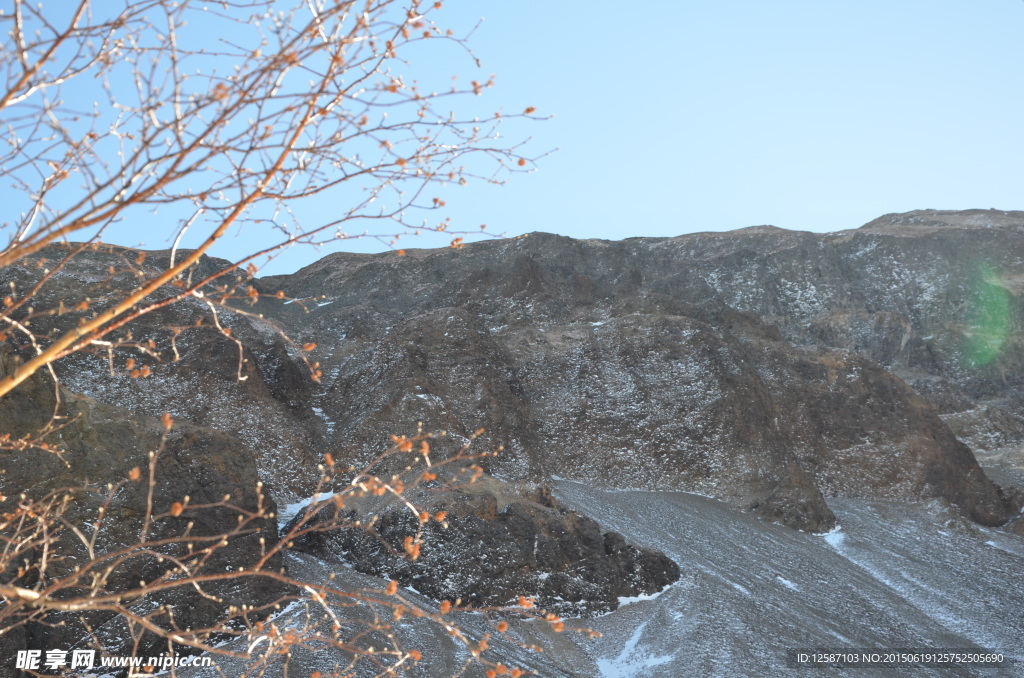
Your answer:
180;482;1022;678
596;622;674;678
557;482;1023;678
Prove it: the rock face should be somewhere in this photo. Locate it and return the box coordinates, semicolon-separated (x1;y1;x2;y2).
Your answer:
3;209;1024;655
0;245;326;501
288;479;680;617
0;345;290;670
6;210;1024;535
251;210;1024;531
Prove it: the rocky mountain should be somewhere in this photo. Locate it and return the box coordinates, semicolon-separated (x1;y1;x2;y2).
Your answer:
249;209;1024;531
2;208;1024;676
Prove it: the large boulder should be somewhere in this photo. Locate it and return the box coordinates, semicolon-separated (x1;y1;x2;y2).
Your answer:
287;477;680;617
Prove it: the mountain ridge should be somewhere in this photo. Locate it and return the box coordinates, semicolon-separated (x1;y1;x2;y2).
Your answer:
8;209;1019;532
4;208;1024;676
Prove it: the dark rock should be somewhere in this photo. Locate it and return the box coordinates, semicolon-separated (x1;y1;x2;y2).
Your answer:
270;228;1017;530
6;211;1024;535
1006;514;1024;537
0;344;292;663
6;210;1024;674
0;243;325;501
287;478;680;617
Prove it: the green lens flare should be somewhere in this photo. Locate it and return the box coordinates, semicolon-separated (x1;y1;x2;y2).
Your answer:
964;264;1013;367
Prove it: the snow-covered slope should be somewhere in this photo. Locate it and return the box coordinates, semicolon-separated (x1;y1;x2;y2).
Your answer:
183;481;1022;677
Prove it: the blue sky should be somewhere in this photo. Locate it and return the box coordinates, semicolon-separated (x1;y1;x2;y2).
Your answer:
268;0;1024;271
440;0;1024;245
12;1;1023;273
